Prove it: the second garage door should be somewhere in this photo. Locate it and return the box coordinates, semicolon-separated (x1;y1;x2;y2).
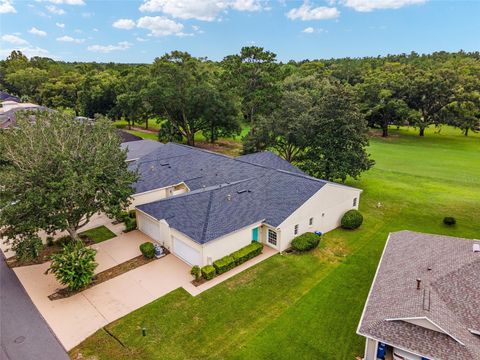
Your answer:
137;213;161;242
172;237;201;266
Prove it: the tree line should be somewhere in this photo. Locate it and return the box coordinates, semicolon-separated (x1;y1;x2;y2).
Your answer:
1;48;479;181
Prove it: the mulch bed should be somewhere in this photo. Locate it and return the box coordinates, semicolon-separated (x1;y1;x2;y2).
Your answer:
191;278;207;287
6;235;99;268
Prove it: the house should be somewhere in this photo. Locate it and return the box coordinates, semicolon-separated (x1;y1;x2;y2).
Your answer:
121;139;163;163
357;231;480;360
130;142;361;267
0;98;49;129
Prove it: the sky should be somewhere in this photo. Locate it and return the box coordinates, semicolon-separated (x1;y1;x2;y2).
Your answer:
0;0;479;63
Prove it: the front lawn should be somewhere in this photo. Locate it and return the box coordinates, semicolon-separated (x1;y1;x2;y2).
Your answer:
80;226;116;244
71;127;480;360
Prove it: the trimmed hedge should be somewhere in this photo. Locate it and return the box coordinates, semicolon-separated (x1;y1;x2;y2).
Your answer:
125;217;137;232
140;242;155;258
291;232;320;252
231;242;264;265
213;255;236;275
443;216;456;226
341;209;364;230
201;265;216;280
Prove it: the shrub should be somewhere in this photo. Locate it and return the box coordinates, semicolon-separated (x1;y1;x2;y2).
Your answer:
47;242;97;291
291;232;320;252
140;242;155;258
443;217;456;226
231;242;263;265
46;236;55;247
125;217;137;232
190;265;201;281
201;265;216;280
341;209;364;230
213;255;235;275
11;234;44;261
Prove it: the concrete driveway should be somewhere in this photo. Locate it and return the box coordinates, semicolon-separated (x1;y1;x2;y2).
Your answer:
12;231;192;351
10;233;277;351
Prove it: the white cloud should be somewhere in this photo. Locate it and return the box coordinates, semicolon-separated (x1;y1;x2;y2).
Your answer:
29;27;47;36
81;11;93;18
139;0;263;21
1;34;28;45
137;16;185;36
287;2;340;21
339;0;427;12
56;35;84;43
93;28;99;32
45;0;85;4
136;37;149;42
113;18;136;30
46;5;65;14
0;0;16;13
0;46;51;58
302;26;326;34
56;22;65;28
87;41;132;53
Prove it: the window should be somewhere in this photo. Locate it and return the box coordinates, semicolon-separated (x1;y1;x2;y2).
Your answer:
353;198;357;207
294;224;299;235
309;217;314;226
268;229;277;246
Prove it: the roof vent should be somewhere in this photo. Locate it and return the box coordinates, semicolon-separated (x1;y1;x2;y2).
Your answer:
160;162;170;167
150;165;155;171
416;278;421;290
236;189;251;194
473;243;480;253
227;194;232;201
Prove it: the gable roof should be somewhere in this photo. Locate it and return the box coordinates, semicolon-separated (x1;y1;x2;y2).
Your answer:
357;231;480;360
236;151;305;175
132;142;353;244
120;140;163;162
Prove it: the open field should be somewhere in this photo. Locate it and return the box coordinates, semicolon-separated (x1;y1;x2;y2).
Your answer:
72;127;480;360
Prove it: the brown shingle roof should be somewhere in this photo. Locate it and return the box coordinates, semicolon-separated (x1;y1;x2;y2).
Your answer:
357;231;480;360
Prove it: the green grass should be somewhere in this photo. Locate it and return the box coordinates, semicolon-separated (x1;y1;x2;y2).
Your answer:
114;118;162;131
122;130;159;141
72;127;480;360
80;226;116;244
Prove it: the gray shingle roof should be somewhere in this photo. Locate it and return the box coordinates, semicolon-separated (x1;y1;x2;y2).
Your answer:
134;143;331;244
358;231;480;360
120;140;163;162
237;151;306;175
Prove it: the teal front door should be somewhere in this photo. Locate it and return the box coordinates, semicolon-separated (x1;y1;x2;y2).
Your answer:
252;227;259;242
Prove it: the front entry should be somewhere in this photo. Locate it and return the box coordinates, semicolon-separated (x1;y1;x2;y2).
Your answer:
252;227;259;242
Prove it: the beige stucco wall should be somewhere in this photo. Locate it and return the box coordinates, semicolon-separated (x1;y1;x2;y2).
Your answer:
202;222;263;265
277;183;361;251
130;183;188;210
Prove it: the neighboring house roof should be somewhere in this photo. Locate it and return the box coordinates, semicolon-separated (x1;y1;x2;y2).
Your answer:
357;231;480;360
135;143;343;244
237;151;305;175
121;140;163;162
0;105;49;129
0;91;20;102
117;130;143;143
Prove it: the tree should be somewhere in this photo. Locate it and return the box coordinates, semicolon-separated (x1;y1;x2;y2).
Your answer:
0;111;138;244
405;66;457;136
221;46;280;127
150;51;240;146
78;71;119;117
5;67;48;102
245;75;317;161
299;80;374;182
357;63;412;137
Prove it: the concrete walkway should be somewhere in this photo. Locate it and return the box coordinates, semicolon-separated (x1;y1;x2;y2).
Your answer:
1;253;69;360
9;237;278;351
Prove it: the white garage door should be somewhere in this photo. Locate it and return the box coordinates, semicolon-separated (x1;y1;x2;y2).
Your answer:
137;213;160;242
173;237;201;266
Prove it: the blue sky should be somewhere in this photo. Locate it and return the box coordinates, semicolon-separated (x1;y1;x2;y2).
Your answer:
0;0;479;63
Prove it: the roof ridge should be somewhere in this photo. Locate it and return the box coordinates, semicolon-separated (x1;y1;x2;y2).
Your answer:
200;191;214;243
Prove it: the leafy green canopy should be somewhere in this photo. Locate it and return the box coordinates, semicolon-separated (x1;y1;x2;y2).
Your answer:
0;111;138;243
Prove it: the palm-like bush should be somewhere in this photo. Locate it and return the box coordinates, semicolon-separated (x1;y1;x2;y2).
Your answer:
47;242;97;291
